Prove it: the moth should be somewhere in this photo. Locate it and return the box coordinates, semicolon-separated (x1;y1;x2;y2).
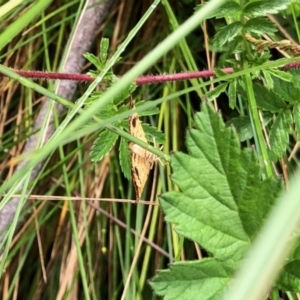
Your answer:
129;99;158;202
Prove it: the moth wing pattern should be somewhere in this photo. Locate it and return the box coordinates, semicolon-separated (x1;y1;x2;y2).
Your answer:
129;98;156;202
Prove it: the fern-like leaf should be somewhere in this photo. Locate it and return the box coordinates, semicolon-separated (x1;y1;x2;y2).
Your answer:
198;1;241;19
213;21;243;48
244;17;277;35
243;0;290;17
205;82;228;101
90;130;118;162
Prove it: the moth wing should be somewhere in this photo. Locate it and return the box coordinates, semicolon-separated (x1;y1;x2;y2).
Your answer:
130;145;153;201
129;113;147;143
129;100;154;201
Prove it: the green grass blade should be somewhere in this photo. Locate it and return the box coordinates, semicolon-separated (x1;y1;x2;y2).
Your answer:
0;0;53;50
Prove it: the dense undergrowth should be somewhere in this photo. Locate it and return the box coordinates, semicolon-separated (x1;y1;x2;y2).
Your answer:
1;0;300;299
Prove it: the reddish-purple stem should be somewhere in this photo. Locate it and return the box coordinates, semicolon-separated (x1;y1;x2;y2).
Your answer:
3;62;300;86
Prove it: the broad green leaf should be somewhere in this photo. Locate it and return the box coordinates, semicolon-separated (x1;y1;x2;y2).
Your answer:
90;130;118;162
228;79;237;109
198;1;241;19
150;259;234;300
119;137;131;180
206;82;228;101
153;104;281;299
243;0;290;17
269;110;293;161
293;103;300;141
227;113;273;142
272;76;300;104
253;83;287;112
227;116;253;142
160;104;280;263
213;21;243;48
291;69;300;89
244;17;277;35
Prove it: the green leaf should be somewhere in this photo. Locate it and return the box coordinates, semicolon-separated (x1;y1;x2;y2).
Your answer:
268;69;293;82
276;259;300;292
112;82;137;105
142;124;165;144
248;51;271;69
206;82;228;101
83;53;102;70
244;17;277;35
159;104;280;262
214;68;228;78
118;100;159;118
272;75;300;104
277;241;300;292
119;137;131;180
261;70;274;89
253;83;287;112
199;1;241;19
135;100;160;116
100;38;109;64
226;35;244;54
213;21;243;48
243;0;290;17
90;130;118;162
269;110;293;161
152;104;281;299
95;102;118;120
150;259;233;300
84;101;119;128
118;118;164;145
293;103;300;142
291;69;300;89
227;113;273;142
227;116;253;142
228;79;237;109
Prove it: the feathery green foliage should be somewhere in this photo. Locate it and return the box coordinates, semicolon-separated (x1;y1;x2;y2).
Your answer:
84;39;165;178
